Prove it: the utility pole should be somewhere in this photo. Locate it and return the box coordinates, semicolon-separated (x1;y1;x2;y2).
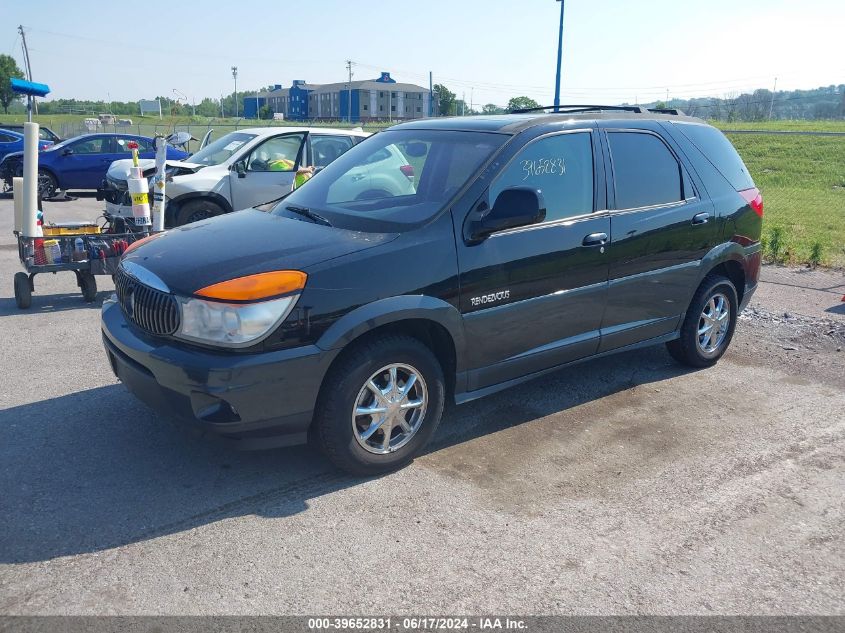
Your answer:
231;66;238;118
346;60;354;123
18;25;36;120
462;92;465;116
429;71;433;117
553;0;564;112
768;77;777;119
220;94;224;118
470;88;473;115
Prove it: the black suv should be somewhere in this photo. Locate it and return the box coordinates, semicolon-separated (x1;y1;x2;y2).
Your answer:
102;106;762;474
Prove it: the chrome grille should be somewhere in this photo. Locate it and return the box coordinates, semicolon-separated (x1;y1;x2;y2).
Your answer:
115;267;180;336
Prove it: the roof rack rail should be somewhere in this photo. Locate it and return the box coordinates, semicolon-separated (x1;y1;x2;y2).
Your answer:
509;104;644;114
647;108;685;116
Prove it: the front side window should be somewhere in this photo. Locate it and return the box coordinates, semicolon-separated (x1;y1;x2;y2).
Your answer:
489;132;594;223
71;137;108;154
273;130;506;229
608;131;682;209
246;134;305;172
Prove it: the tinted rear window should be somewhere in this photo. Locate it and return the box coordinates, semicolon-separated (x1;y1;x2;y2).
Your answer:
671;122;754;190
608;132;682;209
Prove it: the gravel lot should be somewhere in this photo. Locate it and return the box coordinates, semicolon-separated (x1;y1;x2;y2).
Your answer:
0;194;843;615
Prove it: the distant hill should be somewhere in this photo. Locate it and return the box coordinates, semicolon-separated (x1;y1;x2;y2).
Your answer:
631;84;845;121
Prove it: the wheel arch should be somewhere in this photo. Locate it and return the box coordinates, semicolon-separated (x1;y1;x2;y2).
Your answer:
315;295;466;398
167;192;233;226
698;242;748;305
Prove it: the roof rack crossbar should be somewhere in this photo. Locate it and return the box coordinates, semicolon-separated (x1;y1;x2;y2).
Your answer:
647;108;685;116
509;104;644;114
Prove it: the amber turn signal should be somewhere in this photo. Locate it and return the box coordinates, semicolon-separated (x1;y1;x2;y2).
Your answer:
195;270;307;301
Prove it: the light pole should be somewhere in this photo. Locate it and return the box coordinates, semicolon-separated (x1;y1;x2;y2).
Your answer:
231;66;238;118
553;0;565;112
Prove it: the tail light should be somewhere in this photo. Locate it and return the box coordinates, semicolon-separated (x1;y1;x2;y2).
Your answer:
739;187;763;217
399;164;414;180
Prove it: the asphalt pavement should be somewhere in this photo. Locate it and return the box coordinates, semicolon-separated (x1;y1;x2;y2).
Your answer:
0;194;842;615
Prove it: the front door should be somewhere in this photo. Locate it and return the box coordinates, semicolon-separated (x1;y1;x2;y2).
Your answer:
61;136;112;189
599;125;716;351
455;129;610;391
229;133;305;210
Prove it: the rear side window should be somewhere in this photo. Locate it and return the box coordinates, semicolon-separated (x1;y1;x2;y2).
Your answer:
490;131;594;222
608;132;682;209
672;122;754;191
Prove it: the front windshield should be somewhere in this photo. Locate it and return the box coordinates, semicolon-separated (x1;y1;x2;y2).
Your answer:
271;129;506;229
186;132;257;166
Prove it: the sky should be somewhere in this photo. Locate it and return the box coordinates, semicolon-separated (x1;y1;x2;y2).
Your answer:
2;0;843;107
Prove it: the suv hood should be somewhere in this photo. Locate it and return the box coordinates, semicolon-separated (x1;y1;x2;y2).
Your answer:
107;158;206;182
122;208;397;296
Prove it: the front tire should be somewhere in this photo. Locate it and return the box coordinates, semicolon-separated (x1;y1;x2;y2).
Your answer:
78;272;97;303
315;335;445;475
175;199;224;226
666;274;738;368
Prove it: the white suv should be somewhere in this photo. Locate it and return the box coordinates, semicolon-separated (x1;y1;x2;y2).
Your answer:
100;127;411;227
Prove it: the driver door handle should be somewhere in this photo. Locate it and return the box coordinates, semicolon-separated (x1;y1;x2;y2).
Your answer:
692;212;710;225
582;232;608;247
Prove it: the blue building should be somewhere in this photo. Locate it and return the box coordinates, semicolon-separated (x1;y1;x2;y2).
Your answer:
244;72;433;122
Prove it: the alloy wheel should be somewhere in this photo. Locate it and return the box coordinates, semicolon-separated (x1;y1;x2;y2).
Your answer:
697;292;731;355
351;363;428;454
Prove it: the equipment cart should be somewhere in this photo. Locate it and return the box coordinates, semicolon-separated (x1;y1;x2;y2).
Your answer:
13;218;149;309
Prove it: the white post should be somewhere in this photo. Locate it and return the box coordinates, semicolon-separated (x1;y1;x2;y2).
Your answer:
13;177;24;233
21;122;39;236
151;137;168;232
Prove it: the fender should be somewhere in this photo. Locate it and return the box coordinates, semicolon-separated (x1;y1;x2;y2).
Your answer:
167;191;234;226
315;294;467;368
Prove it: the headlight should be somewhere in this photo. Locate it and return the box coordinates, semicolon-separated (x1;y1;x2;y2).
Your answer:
175;294;299;347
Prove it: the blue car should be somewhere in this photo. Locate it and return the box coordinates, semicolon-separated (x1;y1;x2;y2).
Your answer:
0;128;54;162
0;133;189;198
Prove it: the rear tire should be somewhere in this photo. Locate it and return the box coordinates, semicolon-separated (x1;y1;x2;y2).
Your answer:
176;199;224;226
315;335;445;475
666;274;738;368
14;272;32;309
38;169;58;199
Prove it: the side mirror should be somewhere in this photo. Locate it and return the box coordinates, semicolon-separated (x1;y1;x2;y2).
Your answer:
61;148;74;156
233;160;246;178
466;187;545;243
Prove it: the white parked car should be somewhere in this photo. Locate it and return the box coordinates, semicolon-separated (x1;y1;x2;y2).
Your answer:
99;126;408;227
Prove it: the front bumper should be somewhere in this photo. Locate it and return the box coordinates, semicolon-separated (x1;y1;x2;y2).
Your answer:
101;299;337;448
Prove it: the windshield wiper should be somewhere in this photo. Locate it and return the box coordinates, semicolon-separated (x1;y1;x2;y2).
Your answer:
285;205;332;227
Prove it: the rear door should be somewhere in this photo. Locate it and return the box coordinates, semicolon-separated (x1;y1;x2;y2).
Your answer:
456;127;611;391
229;132;305;209
599;123;715;351
308;134;356;170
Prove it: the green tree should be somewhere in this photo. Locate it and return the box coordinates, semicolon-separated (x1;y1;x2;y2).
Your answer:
433;83;456;116
506;96;541;112
482;103;505;115
0;54;25;114
259;104;274;120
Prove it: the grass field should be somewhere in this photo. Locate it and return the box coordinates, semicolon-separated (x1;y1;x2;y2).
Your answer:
723;131;845;267
2;114;843;266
